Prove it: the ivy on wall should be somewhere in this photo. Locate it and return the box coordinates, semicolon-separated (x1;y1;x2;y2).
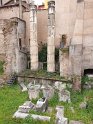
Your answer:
38;43;59;63
0;61;4;75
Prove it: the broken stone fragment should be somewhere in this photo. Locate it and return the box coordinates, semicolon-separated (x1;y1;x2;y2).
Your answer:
18;105;31;113
42;86;54;99
59;89;71;103
28;84;40;100
69;120;84;124
31;114;51;121
55;81;63;89
56;106;64;120
56;117;68;124
18;101;34;113
27;82;33;89
35;97;48;112
79;101;88;109
23;101;34;108
19;82;27;92
70;107;75;113
28;88;39;100
55;81;66;91
13;111;29;119
56;106;68;124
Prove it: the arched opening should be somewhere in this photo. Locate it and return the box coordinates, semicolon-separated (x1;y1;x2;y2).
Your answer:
84;69;93;76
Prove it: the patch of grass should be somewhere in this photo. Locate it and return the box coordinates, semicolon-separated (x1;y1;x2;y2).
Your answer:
0;85;93;124
48;91;59;107
0;85;55;124
57;89;93;124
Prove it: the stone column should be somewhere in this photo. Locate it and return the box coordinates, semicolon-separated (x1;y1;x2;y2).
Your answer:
47;1;55;72
19;0;22;19
30;2;38;71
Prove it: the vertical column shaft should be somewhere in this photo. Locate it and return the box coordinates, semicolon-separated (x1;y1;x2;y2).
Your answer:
19;0;22;19
47;1;55;72
30;2;38;71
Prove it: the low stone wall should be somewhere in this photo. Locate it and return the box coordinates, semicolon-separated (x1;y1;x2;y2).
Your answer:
18;76;54;86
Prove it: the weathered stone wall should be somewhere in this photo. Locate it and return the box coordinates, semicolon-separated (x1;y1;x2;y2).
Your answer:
0;18;27;75
37;10;48;46
23;11;30;51
16;18;27;73
69;45;82;76
0;20;7;55
69;1;84;76
59;48;69;78
0;6;20;19
55;0;77;47
69;0;93;75
82;0;93;72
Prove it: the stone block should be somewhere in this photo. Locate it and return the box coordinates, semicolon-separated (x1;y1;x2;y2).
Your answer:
56;117;68;124
42;86;54;99
56;106;64;118
13;111;29;119
23;101;35;108
59;90;71;103
55;81;63;89
31;114;51;121
28;89;39;100
18;105;31;113
35;98;48;112
19;82;27;92
18;101;34;113
69;120;84;124
55;81;66;91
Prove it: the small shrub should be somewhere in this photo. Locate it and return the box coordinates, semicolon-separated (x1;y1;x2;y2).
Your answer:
0;61;4;75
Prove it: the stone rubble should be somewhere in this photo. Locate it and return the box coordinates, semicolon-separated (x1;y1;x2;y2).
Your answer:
31;114;51;121
69;120;84;124
70;107;75;113
83;81;93;90
42;85;54;99
13;82;72;123
18;101;34;113
56;106;64;118
56;106;68;124
19;82;27;92
59;89;71;103
35;97;48;112
55;81;63;90
28;84;40;100
79;101;88;109
55;81;66;91
13;110;29;119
